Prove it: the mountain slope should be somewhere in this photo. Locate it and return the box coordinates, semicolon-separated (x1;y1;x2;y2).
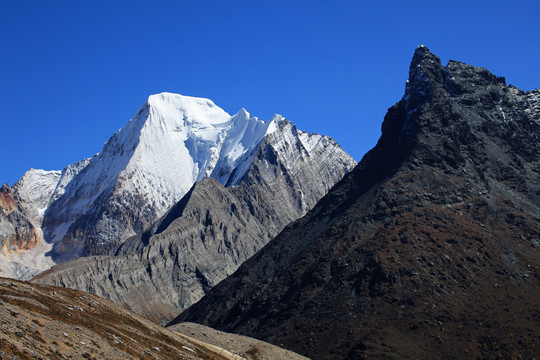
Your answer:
43;93;234;261
0;277;308;360
0;183;45;279
169;322;309;360
171;46;540;359
34;118;355;325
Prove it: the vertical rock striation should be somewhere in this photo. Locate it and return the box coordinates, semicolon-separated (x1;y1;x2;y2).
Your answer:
34;116;356;325
3;93;355;281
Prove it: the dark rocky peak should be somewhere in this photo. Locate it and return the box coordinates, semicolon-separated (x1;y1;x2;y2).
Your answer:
385;46;540;181
364;46;451;177
171;47;540;360
407;46;506;102
404;45;445;111
332;47;472;205
409;45;442;73
445;60;507;97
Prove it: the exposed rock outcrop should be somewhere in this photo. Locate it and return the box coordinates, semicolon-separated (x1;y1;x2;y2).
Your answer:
172;46;540;359
0;183;44;279
34;118;355;324
0;277;308;359
1;183;41;253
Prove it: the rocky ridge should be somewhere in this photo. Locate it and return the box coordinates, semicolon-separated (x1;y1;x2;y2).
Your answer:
2;93;355;279
172;46;540;359
34;118;355;325
0;183;46;279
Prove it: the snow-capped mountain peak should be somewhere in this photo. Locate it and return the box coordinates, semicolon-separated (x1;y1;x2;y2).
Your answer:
210;109;288;185
42;94;235;256
4;92;356;273
145;93;231;136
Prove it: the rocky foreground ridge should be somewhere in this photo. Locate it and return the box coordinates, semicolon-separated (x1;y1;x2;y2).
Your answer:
172;46;540;359
0;277;307;359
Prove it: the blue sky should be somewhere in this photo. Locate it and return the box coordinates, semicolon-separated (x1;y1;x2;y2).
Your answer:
2;1;539;186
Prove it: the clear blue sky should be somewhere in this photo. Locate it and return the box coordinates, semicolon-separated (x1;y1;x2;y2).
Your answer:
2;1;539;186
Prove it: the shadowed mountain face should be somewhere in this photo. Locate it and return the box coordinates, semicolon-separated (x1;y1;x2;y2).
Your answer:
171;46;540;359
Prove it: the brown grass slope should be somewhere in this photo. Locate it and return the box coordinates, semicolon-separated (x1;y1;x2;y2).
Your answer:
170;322;309;360
0;277;309;359
0;277;235;359
171;46;540;359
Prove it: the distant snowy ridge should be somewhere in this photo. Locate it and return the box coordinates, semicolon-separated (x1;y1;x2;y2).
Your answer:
211;109;284;185
3;92;356;278
41;94;291;252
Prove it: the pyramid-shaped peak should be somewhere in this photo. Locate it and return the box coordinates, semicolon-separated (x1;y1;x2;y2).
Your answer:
410;45;441;67
232;108;252;121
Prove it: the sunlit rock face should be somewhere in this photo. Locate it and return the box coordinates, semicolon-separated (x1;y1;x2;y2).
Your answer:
34;109;357;324
3;93;356;281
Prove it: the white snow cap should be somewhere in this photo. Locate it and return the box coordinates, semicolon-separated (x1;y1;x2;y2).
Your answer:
210;108;286;184
4;90;358;277
39;92;293;246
